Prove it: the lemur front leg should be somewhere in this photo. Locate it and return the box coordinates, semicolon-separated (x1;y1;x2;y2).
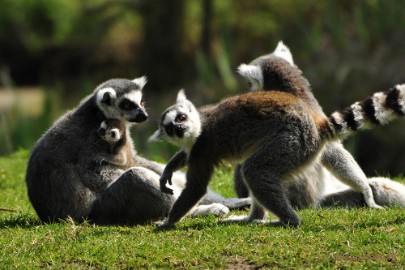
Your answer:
160;150;188;194
93;153;127;167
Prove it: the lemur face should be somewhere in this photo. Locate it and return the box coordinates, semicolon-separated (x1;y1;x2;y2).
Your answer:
237;41;294;91
149;89;201;151
98;119;125;144
95;76;148;124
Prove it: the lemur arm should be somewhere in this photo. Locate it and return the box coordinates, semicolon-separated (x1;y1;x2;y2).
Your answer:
94;153;127;167
160;150;188;194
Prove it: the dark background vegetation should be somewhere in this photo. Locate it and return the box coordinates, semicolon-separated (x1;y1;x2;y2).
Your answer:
0;0;404;176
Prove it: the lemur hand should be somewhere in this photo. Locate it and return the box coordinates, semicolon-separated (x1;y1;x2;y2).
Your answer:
159;170;174;195
155;219;175;231
92;156;108;169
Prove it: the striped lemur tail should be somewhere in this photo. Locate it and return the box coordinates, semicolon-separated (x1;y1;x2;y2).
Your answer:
323;84;405;140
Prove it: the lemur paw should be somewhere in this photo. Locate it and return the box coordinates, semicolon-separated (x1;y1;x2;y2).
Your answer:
155;220;175;231
160;184;174;195
159;173;174;194
369;203;384;210
189;203;230;217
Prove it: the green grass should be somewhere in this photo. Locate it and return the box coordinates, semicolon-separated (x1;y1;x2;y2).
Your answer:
1;151;405;269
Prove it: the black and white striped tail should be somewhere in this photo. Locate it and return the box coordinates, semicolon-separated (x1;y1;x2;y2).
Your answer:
328;84;405;137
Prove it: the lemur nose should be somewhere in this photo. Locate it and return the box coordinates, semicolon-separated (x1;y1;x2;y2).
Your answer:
175;124;186;138
135;113;148;122
164;123;175;136
132;109;148;123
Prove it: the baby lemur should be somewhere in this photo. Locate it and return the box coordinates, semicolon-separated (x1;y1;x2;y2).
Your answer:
152;82;405;229
95;118;135;169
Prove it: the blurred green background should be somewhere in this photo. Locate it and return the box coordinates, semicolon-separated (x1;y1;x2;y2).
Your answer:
0;0;404;176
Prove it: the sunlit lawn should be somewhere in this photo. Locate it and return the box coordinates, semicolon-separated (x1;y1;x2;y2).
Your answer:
1;151;404;269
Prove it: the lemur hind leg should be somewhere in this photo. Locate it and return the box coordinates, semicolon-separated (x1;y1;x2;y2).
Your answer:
240;131;312;227
321;142;383;209
89;167;175;225
234;163;249;198
221;166;266;223
244;171;300;227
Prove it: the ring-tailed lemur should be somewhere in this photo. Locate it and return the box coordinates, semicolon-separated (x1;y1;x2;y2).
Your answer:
94;118;136;169
152;42;405;213
25;77;249;225
153;82;405;229
236;41;405;209
151;89;405;210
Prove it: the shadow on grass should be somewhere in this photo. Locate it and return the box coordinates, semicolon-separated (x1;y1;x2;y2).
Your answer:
0;213;41;229
154;209;405;232
154;217;276;232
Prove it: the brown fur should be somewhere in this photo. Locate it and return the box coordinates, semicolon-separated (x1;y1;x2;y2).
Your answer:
98;119;136;169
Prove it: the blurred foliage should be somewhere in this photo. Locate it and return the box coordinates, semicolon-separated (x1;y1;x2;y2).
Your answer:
0;0;141;86
0;0;404;175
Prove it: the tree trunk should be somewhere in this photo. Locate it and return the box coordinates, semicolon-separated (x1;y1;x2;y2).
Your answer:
138;0;191;93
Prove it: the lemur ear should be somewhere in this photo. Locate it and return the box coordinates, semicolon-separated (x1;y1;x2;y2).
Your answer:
148;129;164;142
132;76;147;89
273;40;294;65
237;64;262;81
176;89;187;104
97;87;117;106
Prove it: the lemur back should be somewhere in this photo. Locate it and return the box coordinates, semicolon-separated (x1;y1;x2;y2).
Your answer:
154;82;405;229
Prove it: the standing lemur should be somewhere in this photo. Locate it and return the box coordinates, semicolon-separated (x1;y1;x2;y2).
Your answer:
25;77;250;225
235;41;405;208
151;92;405;211
151;42;405;215
152;76;405;229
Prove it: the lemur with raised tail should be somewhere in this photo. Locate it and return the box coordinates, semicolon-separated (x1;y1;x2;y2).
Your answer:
25;77;250;225
152;89;405;212
152;82;405;229
152;42;405;213
236;41;405;208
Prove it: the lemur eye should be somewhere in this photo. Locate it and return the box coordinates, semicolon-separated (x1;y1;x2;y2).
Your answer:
140;99;145;107
119;98;136;111
175;114;187;122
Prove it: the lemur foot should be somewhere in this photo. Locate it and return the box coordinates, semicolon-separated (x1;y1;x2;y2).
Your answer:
155;220;175;231
189;203;230;217
219;215;267;224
